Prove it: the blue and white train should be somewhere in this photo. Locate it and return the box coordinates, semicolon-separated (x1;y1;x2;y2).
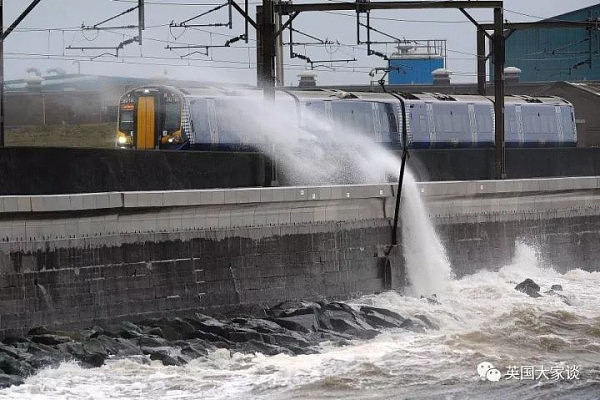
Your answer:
116;85;577;150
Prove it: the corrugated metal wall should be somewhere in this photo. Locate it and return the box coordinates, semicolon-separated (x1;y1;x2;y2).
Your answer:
503;5;600;82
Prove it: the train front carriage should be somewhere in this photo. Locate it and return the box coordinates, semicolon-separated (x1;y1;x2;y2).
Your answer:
117;86;186;150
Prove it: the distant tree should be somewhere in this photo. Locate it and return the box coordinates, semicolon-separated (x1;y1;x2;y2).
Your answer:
46;68;66;76
26;67;41;77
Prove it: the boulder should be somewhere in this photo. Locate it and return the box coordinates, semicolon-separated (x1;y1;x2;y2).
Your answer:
0;353;33;377
59;340;108;368
544;289;571;306
515;278;542;298
551;284;563;291
187;314;228;337
139;318;198;341
235;340;293;356
267;314;318;333
360;306;407;329
138;335;169;348
266;300;322;318
0;374;24;388
29;334;72;346
141;347;183;366
96;336;142;357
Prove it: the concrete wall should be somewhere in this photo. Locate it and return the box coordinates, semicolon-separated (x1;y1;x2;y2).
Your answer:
0;184;403;338
0;177;600;337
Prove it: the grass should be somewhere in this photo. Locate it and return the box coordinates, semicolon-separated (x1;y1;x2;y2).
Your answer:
5;123;117;148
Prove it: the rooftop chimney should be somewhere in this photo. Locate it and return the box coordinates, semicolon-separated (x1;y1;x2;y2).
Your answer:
504;66;522;84
298;72;317;87
432;68;452;86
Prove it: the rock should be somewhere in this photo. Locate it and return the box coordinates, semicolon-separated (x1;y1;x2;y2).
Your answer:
266;300;322;318
235;339;293;356
96;336;142;357
118;322;143;339
138;335;169;348
263;332;311;349
143;327;164;338
222;328;262;343
544;290;571;306
267;314;318;333
29;334;72;346
515;278;542;298
551;284;563;291
398;319;426;333
0;373;24;388
0;353;33;377
360;306;407;329
22;342;64;369
187;314;228;337
0;343;27;361
58;340;108;368
234;318;286;334
413;314;439;330
141;347;183;366
179;343;209;359
139;318;197;341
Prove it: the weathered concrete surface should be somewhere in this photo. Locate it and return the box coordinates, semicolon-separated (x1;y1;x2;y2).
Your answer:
0;177;599;338
0;184;402;339
421;177;600;276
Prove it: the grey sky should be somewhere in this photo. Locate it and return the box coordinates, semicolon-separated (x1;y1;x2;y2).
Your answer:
3;0;599;85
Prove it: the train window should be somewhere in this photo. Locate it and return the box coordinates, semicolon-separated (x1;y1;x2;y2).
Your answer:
560;106;576;136
301;101;330;131
522;107;558;135
331;101;374;135
164;102;181;133
189;99;210;142
474;105;493;133
119;109;134;132
433;104;470;135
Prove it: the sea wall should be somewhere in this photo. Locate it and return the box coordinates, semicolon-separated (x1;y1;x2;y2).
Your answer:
0;177;599;338
0;185;403;339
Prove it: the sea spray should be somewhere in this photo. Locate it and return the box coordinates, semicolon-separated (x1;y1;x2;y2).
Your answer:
400;171;452;297
218;93;454;295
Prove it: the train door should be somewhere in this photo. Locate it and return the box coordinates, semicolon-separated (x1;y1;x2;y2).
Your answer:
136;96;156;149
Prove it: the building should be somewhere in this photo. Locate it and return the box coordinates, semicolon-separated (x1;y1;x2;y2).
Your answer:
503;4;600;82
387;40;446;85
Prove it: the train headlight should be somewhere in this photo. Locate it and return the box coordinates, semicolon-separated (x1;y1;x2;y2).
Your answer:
118;136;128;144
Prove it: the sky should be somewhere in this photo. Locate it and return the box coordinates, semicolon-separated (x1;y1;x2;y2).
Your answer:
3;0;599;85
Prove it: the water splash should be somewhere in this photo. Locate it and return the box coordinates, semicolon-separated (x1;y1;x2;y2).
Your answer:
400;171;452;297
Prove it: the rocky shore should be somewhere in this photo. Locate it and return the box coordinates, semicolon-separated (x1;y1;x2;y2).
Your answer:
0;299;438;388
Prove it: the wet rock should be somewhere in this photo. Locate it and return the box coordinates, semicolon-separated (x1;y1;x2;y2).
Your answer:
0;343;26;361
141;346;183;366
58;340;108;368
142;327;164;338
268;314;318;333
266;300;322;318
22;342;64;369
318;304;378;339
179;342;209;359
360;306;407;329
118;322;143;339
138;335;169;348
263;332;311;349
0;374;24;388
187;314;228;337
551;284;563;291
515;278;542;298
544;289;571;306
235;339;293;356
96;336;142;357
29;334;72;346
235;318;286;334
413;314;439;330
398;318;426;333
0;353;33;377
140;318;198;341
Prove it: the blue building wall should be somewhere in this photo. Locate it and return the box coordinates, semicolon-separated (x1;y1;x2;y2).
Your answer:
503;4;600;82
388;57;444;84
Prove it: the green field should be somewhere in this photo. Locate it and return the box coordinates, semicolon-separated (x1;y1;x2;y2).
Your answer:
6;123;116;148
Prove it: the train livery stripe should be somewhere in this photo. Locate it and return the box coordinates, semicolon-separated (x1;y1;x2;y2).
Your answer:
137;96;155;149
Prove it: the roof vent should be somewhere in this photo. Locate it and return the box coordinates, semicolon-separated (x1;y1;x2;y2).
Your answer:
504;66;522;84
298;72;317;87
432;68;452;86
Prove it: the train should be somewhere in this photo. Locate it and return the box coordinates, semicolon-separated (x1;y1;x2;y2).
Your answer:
116;85;577;150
